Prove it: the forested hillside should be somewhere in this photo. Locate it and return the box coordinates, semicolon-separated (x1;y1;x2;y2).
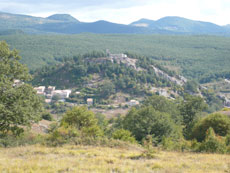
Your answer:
31;52;176;98
1;34;230;82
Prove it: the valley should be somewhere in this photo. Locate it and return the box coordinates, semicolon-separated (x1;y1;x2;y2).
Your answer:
1;10;230;173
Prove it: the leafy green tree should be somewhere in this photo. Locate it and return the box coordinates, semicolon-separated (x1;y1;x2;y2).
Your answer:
143;95;181;123
179;95;207;138
184;80;198;93
0;41;43;135
123;106;182;143
98;80;115;99
192;113;230;142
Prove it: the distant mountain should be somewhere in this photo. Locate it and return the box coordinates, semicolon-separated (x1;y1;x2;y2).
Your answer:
47;14;79;22
131;16;229;34
224;24;230;29
131;18;155;28
34;20;155;34
0;11;229;35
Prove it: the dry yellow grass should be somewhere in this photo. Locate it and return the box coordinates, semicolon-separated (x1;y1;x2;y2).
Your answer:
0;145;230;173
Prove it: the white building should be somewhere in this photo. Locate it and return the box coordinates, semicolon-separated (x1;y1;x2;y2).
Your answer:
128;100;140;106
52;90;72;99
34;86;46;96
47;86;56;94
87;98;93;106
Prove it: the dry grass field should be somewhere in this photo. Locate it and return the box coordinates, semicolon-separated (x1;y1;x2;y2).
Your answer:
0;145;230;173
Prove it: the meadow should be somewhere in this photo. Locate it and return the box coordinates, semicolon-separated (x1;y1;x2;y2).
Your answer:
0;144;229;173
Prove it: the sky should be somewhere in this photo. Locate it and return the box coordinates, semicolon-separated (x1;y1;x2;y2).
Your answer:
0;0;229;25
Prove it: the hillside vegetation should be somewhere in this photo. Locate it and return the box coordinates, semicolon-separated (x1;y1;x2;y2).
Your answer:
1;34;230;81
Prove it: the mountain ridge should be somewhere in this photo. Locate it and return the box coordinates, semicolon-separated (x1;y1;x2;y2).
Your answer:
0;11;229;35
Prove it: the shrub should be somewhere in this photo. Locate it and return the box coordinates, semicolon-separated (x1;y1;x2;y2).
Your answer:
61;106;103;137
47;106;104;146
47;126;80;146
226;134;230;146
161;137;190;151
42;112;53;121
198;128;227;154
0;132;46;147
112;129;136;143
192;113;230;142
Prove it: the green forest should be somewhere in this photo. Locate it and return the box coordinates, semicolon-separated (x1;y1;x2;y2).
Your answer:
1;35;230;173
1;33;230;82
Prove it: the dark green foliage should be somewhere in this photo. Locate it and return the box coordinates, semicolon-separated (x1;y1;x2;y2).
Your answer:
192;113;230;142
31;52;172;99
0;41;43;135
179;95;207;138
97;80;116;99
143;95;181;123
123;106;182;143
184;80;198;93
42;112;53;121
1;34;230;83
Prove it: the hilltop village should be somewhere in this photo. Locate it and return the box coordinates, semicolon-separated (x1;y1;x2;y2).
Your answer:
32;51;230;109
32;51;184;107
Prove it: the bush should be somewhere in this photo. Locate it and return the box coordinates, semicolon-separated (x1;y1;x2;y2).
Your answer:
112;129;136;143
42;112;53;121
47;126;80;146
161;137;190;151
0;132;46;147
61;106;103;137
192;113;230;142
47;106;104;146
198;128;227;154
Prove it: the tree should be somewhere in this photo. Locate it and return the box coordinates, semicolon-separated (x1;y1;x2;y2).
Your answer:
123;106;182;143
184;80;198;93
0;41;43;135
143;95;181;123
98;80;115;99
192;113;230;142
179;95;207;138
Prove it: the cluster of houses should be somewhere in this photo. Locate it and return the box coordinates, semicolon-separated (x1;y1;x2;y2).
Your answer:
34;86;72;103
34;86;96;106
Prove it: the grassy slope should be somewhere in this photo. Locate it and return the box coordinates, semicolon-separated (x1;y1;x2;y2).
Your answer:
1;34;230;80
0;145;229;173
